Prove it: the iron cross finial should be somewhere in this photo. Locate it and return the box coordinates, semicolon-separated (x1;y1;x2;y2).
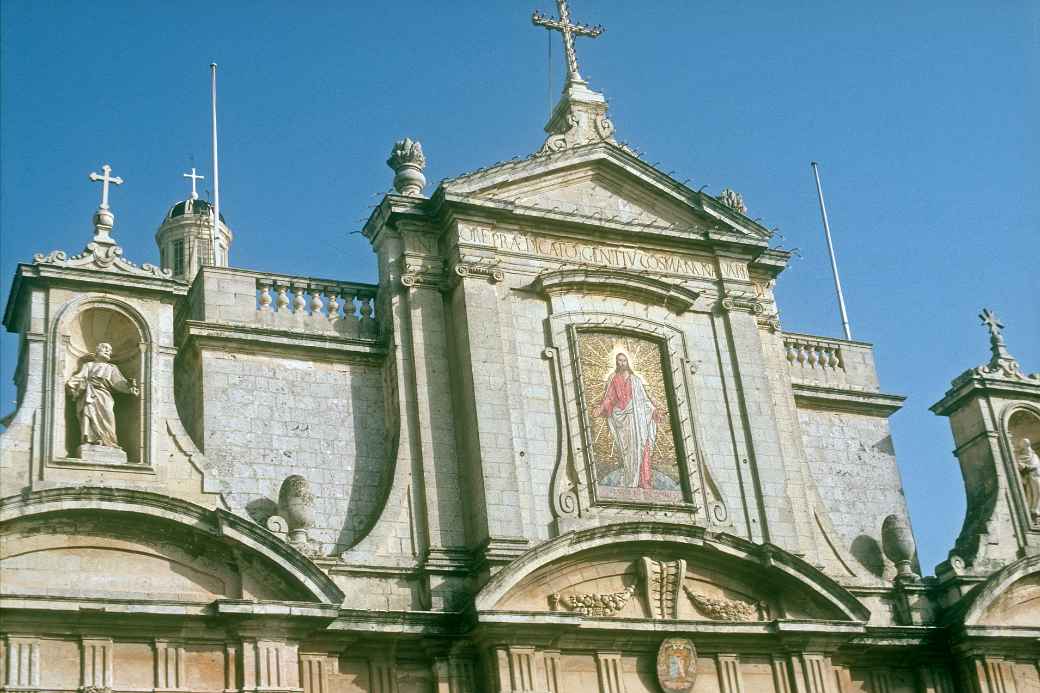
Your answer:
979;308;1004;340
532;0;604;85
88;164;124;210
183;167;205;200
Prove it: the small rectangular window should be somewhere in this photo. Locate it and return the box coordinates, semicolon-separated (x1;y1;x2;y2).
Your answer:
173;239;185;275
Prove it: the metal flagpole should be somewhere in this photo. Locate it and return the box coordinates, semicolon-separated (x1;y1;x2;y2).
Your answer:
210;62;220;266
810;161;852;340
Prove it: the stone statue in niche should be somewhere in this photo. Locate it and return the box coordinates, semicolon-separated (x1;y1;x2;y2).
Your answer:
1017;438;1040;523
66;342;138;463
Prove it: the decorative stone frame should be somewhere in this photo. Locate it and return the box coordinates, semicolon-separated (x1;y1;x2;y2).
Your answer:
546;311;717;532
1001;402;1040;533
43;296;154;469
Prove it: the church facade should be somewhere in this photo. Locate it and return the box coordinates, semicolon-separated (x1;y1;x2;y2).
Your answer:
2;5;1039;692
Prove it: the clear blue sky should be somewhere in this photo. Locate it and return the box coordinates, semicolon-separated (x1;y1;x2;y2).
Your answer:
1;1;1037;573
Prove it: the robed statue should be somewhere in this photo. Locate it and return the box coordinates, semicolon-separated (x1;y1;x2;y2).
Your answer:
67;342;138;450
1018;437;1040;523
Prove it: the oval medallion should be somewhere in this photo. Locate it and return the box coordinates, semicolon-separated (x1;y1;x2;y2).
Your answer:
656;638;698;692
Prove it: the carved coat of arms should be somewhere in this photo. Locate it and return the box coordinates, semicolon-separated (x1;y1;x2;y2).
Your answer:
656;638;697;692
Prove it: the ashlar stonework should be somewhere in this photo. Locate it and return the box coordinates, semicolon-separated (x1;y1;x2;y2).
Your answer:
2;4;1039;691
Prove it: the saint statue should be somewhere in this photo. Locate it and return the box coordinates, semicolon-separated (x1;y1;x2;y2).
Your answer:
67;342;138;451
594;352;665;489
1017;437;1040;523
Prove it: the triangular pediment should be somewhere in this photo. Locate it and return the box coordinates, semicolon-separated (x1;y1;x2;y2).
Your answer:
441;143;771;243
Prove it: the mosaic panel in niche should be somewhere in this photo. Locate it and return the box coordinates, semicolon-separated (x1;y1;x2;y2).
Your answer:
577;330;683;504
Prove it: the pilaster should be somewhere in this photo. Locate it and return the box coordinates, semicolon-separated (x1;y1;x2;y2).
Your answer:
595;652;626;693
716;654;745;693
4;637;41;690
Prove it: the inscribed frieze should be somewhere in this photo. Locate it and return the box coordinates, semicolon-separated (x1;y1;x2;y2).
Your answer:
458;225;717;280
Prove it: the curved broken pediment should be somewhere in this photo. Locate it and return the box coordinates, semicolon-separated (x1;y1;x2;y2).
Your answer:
960;554;1040;628
0;487;344;606
476;522;869;623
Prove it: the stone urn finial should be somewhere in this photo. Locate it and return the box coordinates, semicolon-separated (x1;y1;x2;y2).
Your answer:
266;474;320;556
881;513;918;581
387;138;427;196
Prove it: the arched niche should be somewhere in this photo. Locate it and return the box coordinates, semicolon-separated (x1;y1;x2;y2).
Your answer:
49;299;151;465
1005;406;1040;528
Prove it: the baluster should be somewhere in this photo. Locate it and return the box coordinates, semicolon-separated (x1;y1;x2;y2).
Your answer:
258;280;273;312
326;287;341;321
832;348;844;370
807;345;819;368
292;283;307;314
785;341;797;364
309;284;324;316
359;293;376;337
275;283;290;312
796;344;807;366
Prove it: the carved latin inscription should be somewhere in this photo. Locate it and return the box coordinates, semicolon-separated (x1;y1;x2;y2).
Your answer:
457;225;717;279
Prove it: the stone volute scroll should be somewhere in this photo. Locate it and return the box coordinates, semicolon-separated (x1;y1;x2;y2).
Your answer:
387;138;427;196
66;342;139;464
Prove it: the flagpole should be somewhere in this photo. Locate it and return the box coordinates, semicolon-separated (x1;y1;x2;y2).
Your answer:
811;162;852;340
210;62;220;266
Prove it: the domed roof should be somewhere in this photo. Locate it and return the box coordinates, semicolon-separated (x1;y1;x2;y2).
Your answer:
164;197;226;224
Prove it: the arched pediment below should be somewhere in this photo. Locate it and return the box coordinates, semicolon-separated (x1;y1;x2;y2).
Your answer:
962;554;1040;627
0;487;344;606
476;523;869;622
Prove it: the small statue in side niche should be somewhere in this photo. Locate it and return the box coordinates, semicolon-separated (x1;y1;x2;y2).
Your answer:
67;342;138;455
1017;437;1040;523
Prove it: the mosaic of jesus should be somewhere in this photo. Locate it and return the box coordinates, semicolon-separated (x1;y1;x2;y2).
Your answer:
578;332;683;501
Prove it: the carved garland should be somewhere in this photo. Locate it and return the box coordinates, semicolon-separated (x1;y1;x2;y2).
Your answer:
549;585;636;617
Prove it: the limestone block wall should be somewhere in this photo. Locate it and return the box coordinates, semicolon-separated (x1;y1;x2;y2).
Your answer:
798;407;909;577
196;348;388;555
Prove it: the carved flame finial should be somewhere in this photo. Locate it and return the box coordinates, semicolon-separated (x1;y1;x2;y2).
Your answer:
717;188;747;216
387;138;427;196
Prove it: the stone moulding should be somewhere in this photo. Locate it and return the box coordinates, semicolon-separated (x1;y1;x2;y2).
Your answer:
534;268;700;314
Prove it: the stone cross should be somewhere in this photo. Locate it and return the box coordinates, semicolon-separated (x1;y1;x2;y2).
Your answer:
532;0;604;85
978;307;1025;378
183;167;204;200
89;164;123;211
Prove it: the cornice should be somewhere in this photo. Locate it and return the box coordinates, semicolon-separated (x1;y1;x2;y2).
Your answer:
791;382;906;417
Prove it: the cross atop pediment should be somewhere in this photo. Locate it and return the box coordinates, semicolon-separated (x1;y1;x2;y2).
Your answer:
532;0;604;85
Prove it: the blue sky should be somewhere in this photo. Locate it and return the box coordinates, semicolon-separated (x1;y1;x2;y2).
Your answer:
1;1;1037;573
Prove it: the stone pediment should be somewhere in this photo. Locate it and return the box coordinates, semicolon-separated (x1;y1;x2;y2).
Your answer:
441;143;771;245
476;523;869;623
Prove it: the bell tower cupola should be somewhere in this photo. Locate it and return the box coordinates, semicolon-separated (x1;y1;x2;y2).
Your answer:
155;167;233;282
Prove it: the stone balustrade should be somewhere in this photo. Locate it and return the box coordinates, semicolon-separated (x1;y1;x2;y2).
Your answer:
184;267;379;341
781;332;880;392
